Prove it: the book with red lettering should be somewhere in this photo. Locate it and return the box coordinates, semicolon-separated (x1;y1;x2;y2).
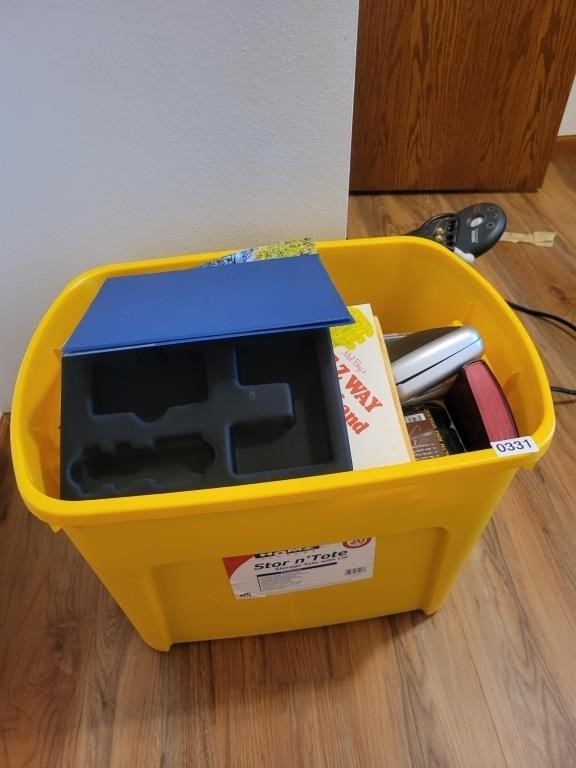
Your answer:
445;360;519;450
330;305;414;469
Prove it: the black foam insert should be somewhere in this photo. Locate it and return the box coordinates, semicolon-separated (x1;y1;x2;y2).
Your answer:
233;334;334;473
60;330;351;500
70;435;216;494
91;346;207;421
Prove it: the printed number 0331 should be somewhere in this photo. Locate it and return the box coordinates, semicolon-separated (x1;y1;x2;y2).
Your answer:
491;437;538;456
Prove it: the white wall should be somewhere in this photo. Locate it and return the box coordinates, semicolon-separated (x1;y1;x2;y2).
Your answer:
0;1;359;409
559;77;576;135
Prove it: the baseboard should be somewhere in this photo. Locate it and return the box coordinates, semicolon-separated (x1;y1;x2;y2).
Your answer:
0;412;12;520
555;135;576;154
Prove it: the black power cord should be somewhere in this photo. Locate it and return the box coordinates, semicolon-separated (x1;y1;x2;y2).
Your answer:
506;301;576;334
550;386;576;396
505;301;576;397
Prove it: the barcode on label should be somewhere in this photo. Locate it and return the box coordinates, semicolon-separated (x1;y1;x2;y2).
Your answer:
345;567;368;576
404;413;426;423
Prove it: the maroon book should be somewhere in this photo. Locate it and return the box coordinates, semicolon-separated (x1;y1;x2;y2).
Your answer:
445;361;518;450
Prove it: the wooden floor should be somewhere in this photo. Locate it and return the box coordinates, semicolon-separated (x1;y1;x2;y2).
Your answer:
1;147;575;767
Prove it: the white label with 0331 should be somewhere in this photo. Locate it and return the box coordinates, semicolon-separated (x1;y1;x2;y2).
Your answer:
490;436;539;457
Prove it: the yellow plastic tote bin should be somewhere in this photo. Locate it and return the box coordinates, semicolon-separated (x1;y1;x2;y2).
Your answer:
11;237;555;650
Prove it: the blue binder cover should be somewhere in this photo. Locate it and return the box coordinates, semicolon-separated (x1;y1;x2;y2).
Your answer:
63;254;352;356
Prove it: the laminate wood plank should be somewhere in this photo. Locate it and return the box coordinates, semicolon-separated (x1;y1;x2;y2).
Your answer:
0;414;12;521
453;494;576;766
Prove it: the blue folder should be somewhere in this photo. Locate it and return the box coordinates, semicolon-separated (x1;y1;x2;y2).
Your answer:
63;253;352;356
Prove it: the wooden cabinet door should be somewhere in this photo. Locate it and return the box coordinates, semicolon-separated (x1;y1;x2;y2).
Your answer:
350;0;576;191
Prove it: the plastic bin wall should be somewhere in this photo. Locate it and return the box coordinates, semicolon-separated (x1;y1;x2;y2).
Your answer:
11;237;555;650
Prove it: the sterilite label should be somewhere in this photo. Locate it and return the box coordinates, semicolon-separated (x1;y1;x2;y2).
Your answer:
223;538;376;599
